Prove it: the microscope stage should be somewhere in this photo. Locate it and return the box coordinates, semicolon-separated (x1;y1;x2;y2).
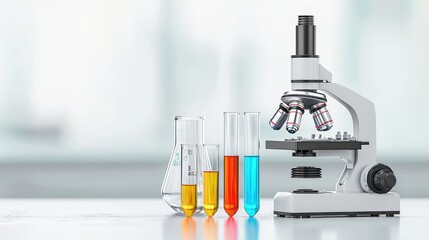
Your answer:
266;139;369;151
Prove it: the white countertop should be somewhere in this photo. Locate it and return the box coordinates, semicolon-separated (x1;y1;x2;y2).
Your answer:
0;198;427;240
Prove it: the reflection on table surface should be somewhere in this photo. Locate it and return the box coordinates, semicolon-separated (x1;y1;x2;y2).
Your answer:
164;213;253;240
160;199;414;240
0;199;426;240
204;217;218;240
164;212;399;240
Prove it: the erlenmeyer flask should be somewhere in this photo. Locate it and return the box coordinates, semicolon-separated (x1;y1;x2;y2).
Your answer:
161;116;205;213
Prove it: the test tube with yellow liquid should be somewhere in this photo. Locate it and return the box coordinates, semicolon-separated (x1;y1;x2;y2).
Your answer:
203;144;219;217
181;144;199;217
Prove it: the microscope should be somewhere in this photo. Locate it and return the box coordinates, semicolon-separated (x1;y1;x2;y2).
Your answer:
266;16;400;218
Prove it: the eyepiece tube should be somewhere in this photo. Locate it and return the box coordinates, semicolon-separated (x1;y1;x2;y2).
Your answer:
269;103;289;130
295;15;316;57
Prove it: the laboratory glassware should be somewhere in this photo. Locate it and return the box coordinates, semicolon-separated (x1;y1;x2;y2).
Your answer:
161;116;204;213
224;112;239;216
181;144;199;217
244;112;260;216
202;144;219;217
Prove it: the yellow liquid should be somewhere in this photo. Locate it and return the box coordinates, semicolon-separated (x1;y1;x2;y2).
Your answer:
203;171;219;217
181;184;197;217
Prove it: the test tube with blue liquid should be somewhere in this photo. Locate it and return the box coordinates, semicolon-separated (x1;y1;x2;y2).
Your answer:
244;112;260;216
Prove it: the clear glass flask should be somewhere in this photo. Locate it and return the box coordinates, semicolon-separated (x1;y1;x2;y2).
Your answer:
161;116;204;213
224;112;239;217
181;144;199;217
244;112;260;216
203;144;219;217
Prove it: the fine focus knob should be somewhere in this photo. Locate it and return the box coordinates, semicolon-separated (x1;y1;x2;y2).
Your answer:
364;163;397;194
375;170;397;190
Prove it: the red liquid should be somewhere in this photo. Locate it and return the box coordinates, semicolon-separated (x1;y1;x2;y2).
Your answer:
224;155;239;216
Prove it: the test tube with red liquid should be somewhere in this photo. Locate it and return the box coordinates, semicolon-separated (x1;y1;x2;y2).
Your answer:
223;112;239;216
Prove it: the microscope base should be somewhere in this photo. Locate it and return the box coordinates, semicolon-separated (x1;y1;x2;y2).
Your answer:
274;191;400;218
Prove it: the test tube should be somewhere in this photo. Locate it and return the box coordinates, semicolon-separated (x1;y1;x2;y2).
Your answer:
181;144;199;217
244;112;260;216
224;112;239;217
203;144;219;217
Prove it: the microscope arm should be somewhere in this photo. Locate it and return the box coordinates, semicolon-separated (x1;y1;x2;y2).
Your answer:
292;81;377;192
319;82;376;145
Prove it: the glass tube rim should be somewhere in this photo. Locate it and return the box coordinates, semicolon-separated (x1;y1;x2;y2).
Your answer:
175;116;205;120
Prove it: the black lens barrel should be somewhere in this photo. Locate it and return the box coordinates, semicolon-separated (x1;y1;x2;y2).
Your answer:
294;15;318;58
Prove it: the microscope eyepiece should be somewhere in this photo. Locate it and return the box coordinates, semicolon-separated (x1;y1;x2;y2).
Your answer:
310;102;333;131
298;15;314;25
285;100;304;134
294;15;317;58
269;103;289;130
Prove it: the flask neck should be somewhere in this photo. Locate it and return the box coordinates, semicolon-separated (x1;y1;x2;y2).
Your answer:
174;117;204;145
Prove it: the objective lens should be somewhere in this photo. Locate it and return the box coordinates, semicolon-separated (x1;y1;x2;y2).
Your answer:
269;103;289;130
310;102;333;131
285;100;304;134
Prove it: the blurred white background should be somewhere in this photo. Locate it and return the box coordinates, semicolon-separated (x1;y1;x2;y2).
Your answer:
0;0;427;197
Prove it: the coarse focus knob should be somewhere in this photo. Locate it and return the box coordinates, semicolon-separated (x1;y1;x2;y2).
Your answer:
374;169;397;190
361;163;397;194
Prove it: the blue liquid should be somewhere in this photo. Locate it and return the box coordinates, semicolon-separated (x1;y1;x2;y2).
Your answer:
244;156;260;216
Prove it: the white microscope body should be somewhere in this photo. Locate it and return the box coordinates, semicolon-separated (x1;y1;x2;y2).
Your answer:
267;16;400;218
